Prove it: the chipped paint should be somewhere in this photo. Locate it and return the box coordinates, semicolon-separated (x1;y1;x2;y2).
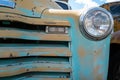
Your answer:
0;0;113;79
0;13;70;26
0;47;71;58
67;17;110;80
5;78;70;80
0;29;70;41
0;62;71;77
78;47;86;58
0;0;61;17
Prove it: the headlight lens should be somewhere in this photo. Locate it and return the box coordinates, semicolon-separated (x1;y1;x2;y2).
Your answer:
80;7;113;40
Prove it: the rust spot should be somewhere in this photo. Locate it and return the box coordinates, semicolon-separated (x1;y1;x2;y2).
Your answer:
26;69;29;72
94;65;100;74
96;74;104;80
48;66;50;68
44;22;56;24
0;47;71;58
93;65;104;80
93;47;103;63
32;7;37;15
10;53;13;57
78;47;86;58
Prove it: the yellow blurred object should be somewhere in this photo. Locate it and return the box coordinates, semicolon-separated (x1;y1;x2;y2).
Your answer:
101;1;120;32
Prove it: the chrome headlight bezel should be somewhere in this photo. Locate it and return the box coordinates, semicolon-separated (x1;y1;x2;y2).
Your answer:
79;7;113;40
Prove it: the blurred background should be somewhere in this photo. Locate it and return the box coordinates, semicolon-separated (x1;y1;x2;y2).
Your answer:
68;0;120;10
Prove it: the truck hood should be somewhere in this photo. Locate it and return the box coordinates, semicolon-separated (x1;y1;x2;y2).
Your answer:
0;0;61;18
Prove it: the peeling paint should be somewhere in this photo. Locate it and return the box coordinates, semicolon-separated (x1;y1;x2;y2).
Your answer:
78;47;86;58
0;47;71;58
0;0;112;79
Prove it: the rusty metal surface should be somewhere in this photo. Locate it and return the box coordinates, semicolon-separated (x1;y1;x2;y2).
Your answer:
0;9;110;80
0;47;71;58
17;78;70;80
2;78;70;80
17;78;69;80
0;29;70;41
0;0;112;80
0;71;70;79
41;8;111;80
111;31;120;44
0;62;71;77
0;13;70;26
0;0;61;17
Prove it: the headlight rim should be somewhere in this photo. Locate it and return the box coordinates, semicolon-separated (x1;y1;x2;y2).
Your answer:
79;7;113;41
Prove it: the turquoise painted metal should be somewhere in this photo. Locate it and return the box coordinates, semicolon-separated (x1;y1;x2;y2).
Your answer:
0;0;113;80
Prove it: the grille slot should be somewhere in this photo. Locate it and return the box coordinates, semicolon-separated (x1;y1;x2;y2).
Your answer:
0;38;69;47
0;20;46;32
0;56;70;65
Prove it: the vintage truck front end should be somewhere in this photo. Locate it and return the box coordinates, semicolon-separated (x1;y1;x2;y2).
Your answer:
0;0;113;80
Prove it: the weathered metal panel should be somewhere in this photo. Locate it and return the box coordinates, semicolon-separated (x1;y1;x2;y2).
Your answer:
0;71;70;79
15;78;70;80
0;0;112;80
69;17;110;80
0;47;71;58
0;0;61;17
42;9;111;80
0;62;71;77
1;78;70;80
0;13;70;26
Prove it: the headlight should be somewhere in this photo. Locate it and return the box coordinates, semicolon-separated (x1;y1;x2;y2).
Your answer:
80;7;113;40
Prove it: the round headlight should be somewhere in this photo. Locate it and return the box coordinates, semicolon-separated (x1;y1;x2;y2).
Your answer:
80;7;113;40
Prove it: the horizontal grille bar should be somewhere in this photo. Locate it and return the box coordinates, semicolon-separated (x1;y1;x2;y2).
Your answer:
0;57;71;77
0;13;70;26
0;29;70;41
0;47;71;58
0;63;71;77
0;72;70;79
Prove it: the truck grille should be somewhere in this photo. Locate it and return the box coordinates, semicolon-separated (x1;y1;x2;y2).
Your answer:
0;20;71;79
